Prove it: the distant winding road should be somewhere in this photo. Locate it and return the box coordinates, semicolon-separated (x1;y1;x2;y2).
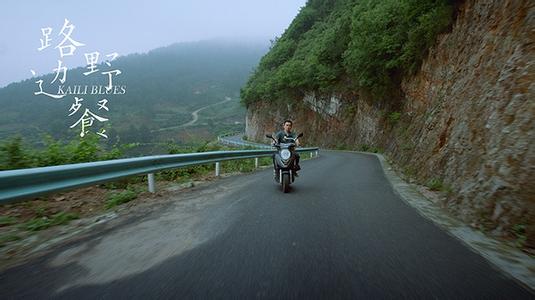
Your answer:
153;96;233;132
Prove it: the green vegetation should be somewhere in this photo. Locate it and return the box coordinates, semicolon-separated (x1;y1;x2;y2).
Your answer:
403;165;417;178
359;144;382;153
0;216;18;226
0;234;21;247
34;206;46;217
241;0;454;106
426;178;444;191
106;190;138;209
0;134;124;170
425;178;453;193
160;142;274;181
388;112;402;124
22;212;79;231
512;224;527;248
0;133;278;189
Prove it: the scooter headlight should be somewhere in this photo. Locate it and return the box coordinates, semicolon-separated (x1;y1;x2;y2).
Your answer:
281;149;291;160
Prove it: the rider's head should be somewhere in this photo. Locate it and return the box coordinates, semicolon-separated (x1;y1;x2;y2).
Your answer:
283;120;293;133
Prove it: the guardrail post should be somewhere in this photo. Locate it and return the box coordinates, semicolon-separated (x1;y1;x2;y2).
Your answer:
148;173;156;193
310;152;313;158
255;157;259;169
316;150;319;157
215;162;221;176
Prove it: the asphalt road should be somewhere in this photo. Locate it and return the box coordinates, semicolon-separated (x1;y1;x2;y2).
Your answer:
1;151;532;299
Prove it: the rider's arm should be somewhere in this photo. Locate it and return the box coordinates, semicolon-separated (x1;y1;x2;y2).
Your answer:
272;132;279;145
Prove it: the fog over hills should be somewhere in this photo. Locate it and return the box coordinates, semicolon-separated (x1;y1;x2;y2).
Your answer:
0;39;269;147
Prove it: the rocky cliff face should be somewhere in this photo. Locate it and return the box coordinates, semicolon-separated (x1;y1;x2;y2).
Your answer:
246;0;534;248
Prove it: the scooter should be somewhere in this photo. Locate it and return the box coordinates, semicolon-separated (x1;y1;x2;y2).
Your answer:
266;133;303;193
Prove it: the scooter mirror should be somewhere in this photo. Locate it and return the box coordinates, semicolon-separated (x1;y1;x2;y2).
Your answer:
297;133;304;138
266;134;273;138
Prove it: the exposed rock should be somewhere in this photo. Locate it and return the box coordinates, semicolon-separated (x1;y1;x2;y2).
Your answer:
246;0;534;248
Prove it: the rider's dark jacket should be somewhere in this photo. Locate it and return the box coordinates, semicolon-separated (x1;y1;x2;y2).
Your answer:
274;130;297;144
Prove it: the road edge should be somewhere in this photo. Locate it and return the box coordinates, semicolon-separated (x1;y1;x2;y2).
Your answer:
324;149;534;292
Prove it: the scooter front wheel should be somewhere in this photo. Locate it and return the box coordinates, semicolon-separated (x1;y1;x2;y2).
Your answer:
282;173;290;193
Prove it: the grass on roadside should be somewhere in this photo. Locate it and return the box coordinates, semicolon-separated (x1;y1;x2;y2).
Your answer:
21;212;79;231
105;190;138;209
426;178;453;194
0;216;18;226
0;233;22;247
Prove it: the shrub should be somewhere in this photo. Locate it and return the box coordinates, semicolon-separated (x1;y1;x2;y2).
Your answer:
427;178;444;191
0;137;34;170
0;134;124;170
388;112;401;124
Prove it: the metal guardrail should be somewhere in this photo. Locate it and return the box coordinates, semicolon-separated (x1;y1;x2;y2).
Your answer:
217;133;321;169
0;147;319;204
218;133;320;160
217;135;273;149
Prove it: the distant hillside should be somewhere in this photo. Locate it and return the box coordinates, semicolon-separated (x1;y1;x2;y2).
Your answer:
0;39;268;147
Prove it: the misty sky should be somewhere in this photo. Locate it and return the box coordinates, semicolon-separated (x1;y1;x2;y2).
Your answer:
0;0;307;87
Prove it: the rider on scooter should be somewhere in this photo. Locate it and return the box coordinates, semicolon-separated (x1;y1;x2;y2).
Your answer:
272;119;301;178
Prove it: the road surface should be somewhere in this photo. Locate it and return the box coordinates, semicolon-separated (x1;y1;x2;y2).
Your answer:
1;151;532;299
